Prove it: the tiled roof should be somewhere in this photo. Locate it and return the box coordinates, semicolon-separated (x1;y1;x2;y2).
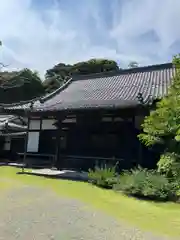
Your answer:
1;84;69;111
0;115;15;122
36;63;176;111
3;63;177;112
0;114;27;133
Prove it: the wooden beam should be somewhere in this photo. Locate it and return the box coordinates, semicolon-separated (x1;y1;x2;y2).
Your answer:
39;117;42;131
22;116;30;172
54;114;66;169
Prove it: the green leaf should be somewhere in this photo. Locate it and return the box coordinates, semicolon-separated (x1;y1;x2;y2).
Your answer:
175;135;180;141
139;55;180;177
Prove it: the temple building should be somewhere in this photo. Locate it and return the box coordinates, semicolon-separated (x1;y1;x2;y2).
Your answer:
2;63;176;170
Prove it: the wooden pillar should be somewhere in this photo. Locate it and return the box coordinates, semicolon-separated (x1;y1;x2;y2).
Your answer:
138;120;143;167
138;141;143;166
39;116;43;154
55;114;64;170
56;127;61;169
39;116;43;132
131;115;138;168
133;114;143;167
22;116;30;172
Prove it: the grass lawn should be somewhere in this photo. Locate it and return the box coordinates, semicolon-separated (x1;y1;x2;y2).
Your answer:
0;166;180;237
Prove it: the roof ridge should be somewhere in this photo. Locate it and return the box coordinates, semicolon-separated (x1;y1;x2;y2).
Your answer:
40;77;73;103
72;62;173;81
0;78;73;107
0;96;40;107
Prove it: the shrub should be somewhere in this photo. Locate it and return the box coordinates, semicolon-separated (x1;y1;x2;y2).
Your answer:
170;178;180;202
142;171;173;200
157;153;180;178
114;167;175;201
114;167;147;195
88;164;118;189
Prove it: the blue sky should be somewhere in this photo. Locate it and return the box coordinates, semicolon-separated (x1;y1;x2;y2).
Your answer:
0;0;180;77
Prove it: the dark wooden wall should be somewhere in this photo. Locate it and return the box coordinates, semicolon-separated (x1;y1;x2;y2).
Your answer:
39;130;56;154
55;112;142;170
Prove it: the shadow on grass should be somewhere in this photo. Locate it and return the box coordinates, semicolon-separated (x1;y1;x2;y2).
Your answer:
0;163;7;166
113;189;180;204
0;162;88;183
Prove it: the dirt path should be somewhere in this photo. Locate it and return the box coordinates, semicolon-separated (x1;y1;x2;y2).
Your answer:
0;186;176;240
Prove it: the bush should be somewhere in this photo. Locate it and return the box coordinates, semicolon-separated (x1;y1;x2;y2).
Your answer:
170;178;180;202
114;167;176;201
143;171;173;200
114;167;147;195
88;164;118;189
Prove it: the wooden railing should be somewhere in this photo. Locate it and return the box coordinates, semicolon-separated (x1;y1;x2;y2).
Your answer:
18;152;56;168
59;154;123;171
17;152;123;171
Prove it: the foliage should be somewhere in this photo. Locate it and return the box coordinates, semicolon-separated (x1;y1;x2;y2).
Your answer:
44;58;119;93
43;74;65;93
128;61;139;68
114;167;176;201
114;167;147;195
0;68;45;103
88;164;118;189
170;179;180;202
139;54;180;177
0;41;44;103
157;152;180;178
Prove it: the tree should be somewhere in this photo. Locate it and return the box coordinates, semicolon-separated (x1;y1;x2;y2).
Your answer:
139;54;180;177
0;41;45;103
0;68;45;103
44;58;119;93
128;61;139;68
72;59;119;75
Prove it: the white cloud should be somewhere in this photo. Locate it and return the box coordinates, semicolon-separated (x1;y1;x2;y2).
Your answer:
0;0;180;77
111;0;180;62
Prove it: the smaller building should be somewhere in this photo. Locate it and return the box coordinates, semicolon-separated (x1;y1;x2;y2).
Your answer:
0;114;27;160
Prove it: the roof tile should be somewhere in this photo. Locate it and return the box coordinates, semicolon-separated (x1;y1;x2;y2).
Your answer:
3;63;177;112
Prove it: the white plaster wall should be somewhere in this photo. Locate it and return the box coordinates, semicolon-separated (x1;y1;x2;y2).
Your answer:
42;119;56;130
29;118;78;130
27;132;39;152
29;120;41;130
29;119;57;130
28;119;56;152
